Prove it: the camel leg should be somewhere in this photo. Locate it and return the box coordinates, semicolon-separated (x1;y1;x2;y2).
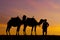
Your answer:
31;27;33;35
6;25;11;35
23;25;27;35
16;25;20;35
9;26;11;35
6;25;9;35
6;27;8;35
35;26;36;35
43;30;44;35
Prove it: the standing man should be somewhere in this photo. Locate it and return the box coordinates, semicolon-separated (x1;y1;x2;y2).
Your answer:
42;19;49;35
22;15;27;35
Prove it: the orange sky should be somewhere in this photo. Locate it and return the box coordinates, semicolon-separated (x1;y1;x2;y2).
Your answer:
0;0;60;35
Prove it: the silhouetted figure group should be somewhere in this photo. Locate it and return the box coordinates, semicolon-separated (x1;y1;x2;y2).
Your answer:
6;15;49;35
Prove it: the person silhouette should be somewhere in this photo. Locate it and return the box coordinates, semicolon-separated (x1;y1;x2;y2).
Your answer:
22;15;26;21
42;19;49;35
22;15;27;35
22;15;26;25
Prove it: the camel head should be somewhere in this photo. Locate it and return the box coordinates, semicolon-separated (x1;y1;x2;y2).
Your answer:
38;19;44;25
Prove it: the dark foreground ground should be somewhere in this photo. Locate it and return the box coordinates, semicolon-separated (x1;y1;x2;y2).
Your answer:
0;35;60;40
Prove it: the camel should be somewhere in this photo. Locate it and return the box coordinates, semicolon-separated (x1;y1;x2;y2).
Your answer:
23;17;44;35
6;16;22;35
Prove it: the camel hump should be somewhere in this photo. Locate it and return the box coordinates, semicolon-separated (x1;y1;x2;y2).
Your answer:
27;18;36;22
11;16;21;21
8;16;21;24
27;18;37;25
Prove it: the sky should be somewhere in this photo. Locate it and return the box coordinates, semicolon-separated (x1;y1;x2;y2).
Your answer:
0;0;60;35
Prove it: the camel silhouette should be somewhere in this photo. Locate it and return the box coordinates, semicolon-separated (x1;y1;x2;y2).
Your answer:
23;16;44;35
6;15;44;35
6;16;22;35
